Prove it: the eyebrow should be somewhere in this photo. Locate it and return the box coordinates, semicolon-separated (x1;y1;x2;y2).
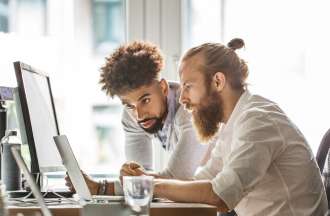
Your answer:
182;80;194;86
137;93;151;101
122;93;151;105
121;101;129;106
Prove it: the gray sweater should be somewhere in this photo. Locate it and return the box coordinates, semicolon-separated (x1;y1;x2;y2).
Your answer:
122;82;208;179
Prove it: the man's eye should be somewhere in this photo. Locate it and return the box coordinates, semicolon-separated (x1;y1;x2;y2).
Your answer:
126;104;135;109
142;98;150;104
185;85;191;90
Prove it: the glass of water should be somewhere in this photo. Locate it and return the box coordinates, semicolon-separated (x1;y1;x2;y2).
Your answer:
123;176;154;216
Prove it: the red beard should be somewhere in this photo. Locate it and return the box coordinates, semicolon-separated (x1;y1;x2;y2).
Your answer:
191;90;223;143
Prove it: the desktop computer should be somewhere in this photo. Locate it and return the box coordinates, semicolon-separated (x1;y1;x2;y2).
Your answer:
11;61;73;198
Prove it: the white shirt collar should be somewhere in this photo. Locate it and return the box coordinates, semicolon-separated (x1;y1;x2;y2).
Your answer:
221;90;251;135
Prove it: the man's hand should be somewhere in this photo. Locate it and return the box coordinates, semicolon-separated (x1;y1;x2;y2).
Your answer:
120;161;147;183
65;171;99;195
120;161;146;176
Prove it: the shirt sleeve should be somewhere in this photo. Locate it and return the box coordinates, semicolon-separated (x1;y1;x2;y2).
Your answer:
113;179;124;195
158;107;208;180
211;110;285;209
122;109;153;170
194;139;224;180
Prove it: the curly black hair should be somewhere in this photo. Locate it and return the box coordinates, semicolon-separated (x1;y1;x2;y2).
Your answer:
100;41;164;97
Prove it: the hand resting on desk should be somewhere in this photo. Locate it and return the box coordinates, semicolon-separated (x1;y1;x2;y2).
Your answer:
65;171;99;195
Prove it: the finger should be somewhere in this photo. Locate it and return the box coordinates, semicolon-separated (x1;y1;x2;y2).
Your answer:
123;169;143;176
69;186;76;193
124;169;140;176
135;168;146;175
120;169;137;177
129;162;141;169
121;166;137;176
65;182;75;192
122;163;131;171
120;169;135;177
64;176;71;182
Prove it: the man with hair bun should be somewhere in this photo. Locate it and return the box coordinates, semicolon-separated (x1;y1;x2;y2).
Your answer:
121;39;328;215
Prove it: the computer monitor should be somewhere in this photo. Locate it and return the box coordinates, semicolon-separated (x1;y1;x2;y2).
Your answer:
14;61;65;174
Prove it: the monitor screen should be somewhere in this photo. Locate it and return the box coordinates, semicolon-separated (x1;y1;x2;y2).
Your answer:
14;61;65;173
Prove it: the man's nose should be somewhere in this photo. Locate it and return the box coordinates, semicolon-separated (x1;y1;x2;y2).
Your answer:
179;91;188;105
136;106;145;121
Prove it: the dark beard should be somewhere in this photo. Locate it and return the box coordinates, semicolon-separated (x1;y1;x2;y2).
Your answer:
138;102;168;134
139;117;164;134
192;90;223;143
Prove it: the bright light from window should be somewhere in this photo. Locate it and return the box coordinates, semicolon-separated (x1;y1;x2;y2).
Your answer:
185;0;330;153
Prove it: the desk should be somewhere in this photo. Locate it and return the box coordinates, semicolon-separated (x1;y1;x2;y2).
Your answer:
9;201;217;216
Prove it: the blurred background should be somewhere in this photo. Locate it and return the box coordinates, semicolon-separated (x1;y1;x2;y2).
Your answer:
1;0;330;177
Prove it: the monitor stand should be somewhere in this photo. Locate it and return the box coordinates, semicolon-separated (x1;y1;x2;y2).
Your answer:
8;172;74;198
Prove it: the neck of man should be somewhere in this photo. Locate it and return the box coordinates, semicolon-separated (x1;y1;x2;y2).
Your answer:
221;88;245;123
161;96;169;124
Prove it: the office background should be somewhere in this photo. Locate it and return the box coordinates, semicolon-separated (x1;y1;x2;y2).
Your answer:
0;0;330;176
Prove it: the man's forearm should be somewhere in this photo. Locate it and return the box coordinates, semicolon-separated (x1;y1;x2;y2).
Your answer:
154;179;229;212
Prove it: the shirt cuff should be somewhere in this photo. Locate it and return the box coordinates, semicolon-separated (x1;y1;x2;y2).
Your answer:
113;179;124;195
210;168;243;210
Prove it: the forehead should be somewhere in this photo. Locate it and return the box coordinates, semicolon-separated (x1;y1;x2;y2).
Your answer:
119;82;160;103
179;56;205;83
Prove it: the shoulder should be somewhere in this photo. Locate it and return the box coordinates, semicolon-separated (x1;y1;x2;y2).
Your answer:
234;94;285;135
241;94;284;120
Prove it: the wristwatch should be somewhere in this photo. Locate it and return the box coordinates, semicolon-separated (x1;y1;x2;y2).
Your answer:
98;180;108;195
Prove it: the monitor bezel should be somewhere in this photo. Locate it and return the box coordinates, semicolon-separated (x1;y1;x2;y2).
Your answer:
14;61;65;173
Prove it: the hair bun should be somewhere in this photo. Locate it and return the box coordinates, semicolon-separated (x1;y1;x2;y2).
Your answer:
227;38;245;51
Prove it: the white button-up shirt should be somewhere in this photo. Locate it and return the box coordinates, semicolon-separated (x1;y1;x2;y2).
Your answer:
195;90;328;216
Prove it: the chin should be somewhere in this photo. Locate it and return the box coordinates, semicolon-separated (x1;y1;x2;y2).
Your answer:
141;123;162;134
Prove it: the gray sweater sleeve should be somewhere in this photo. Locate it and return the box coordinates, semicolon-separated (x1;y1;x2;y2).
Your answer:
122;109;153;170
157;106;208;180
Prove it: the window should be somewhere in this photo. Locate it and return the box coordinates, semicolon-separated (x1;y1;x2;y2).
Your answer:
92;0;125;54
0;0;9;32
0;0;127;181
0;0;47;35
14;0;47;36
183;0;223;50
91;103;125;173
183;0;330;153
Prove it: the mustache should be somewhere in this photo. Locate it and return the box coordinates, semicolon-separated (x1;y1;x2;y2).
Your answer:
183;103;193;111
138;117;158;124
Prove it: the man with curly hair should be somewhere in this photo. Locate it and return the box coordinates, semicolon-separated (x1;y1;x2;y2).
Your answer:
65;41;210;196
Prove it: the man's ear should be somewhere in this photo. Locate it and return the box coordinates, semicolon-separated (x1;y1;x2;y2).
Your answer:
213;72;226;92
159;78;169;96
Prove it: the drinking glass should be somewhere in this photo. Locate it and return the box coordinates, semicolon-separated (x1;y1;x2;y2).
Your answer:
123;176;154;216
